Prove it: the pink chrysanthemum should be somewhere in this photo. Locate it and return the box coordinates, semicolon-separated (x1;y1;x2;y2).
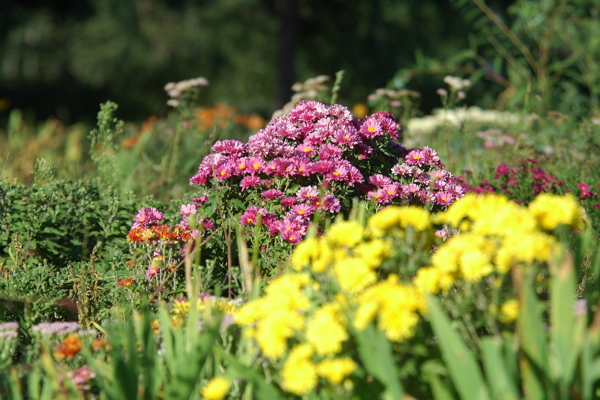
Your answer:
211;140;247;157
292;203;314;217
133;208;164;229
369;174;394;187
359;118;383;139
262;189;284;199
280;197;298;207
432;192;454;206
319;194;341;213
240;175;261;190
296;186;319;200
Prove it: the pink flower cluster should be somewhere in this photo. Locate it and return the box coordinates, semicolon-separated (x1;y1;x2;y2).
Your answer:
188;100;462;244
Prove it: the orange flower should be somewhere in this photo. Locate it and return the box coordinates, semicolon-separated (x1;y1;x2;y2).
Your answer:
92;338;110;351
118;278;134;287
54;333;82;360
125;259;136;267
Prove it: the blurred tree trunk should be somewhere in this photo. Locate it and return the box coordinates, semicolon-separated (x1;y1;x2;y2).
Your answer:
276;0;298;108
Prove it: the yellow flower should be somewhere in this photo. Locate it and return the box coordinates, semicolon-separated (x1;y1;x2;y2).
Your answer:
529;193;584;230
368;206;431;235
355;275;423;341
414;266;442;294
459;248;493;282
317;358;357;384
499;299;519;323
333;257;377;293
281;344;318;395
325;221;364;248
201;377;231;400
306;303;348;356
354;239;392;269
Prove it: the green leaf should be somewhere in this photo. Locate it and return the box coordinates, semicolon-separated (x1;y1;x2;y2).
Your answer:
351;324;405;400
480;337;519;400
426;294;490;400
516;274;549;400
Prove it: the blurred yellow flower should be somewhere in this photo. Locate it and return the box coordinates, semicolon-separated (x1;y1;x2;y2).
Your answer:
281;344;318;395
317;358;357;384
201;377;231;400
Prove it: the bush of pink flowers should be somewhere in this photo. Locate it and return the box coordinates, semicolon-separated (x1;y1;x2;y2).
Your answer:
128;100;465;277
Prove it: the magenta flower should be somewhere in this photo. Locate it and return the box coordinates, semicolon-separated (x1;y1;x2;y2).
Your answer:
296;186;319;200
494;164;509;179
432;192;454;206
133;208;164;229
292;203;314;217
360;118;383;139
318;144;343;160
280;197;298;207
369;174;394;187
319;194;341;213
191;194;209;204
262;189;284;199
240;175;262;190
578;183;591;197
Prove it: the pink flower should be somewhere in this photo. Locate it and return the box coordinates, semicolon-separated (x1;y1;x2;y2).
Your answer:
292;203;314;216
240;175;262;190
368;188;392;204
318;144;343;160
360;118;383;139
211;140;247;157
262;189;284;199
296;144;316;156
239;206;267;226
191;194;209;204
280;197;298;207
332;127;360;148
133;208;164;228
432;192;454;206
180;204;197;217
214;164;233;180
405;149;427;167
296;186;319;200
319;194;341;213
281;229;303;245
578;183;591;197
369;174;393;187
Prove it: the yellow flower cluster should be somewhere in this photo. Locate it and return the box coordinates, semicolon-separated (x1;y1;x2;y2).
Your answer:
234;194;583;396
235;206;435;395
413;193;583;294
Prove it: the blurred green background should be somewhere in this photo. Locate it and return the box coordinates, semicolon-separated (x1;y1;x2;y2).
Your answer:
0;0;499;124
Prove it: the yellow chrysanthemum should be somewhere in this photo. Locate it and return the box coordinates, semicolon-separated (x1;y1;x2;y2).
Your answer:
325;221;365;248
368;206;431;236
529;193;584;230
306;303;348;356
281;344;318;395
317;358;357;384
333;257;377;293
354;239;392;269
201;377;231;400
355;275;423;341
499;299;519;323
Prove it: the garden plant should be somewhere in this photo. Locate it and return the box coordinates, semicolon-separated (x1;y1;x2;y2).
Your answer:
2;2;600;396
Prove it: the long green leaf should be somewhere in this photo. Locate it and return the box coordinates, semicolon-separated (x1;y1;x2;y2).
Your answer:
351;324;405;400
426;294;490;400
549;249;580;390
516;272;549;400
480;337;519;400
